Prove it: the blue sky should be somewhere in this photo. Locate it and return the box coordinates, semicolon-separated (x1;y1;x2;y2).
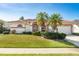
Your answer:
0;3;79;21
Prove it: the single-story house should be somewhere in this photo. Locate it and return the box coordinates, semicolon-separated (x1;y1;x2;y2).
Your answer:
3;19;79;34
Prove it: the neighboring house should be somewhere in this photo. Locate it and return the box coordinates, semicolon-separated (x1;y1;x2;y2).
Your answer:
3;19;79;34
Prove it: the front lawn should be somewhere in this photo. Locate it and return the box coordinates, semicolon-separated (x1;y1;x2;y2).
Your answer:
0;34;76;48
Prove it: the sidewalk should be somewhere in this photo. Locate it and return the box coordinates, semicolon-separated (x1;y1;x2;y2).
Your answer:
0;48;78;54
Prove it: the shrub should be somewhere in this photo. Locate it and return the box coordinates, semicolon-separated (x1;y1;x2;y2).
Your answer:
3;28;10;31
22;32;32;34
2;28;10;34
41;32;54;39
41;32;66;40
58;33;66;39
32;31;41;36
11;30;16;34
0;26;4;34
0;27;10;34
3;31;9;34
72;33;79;36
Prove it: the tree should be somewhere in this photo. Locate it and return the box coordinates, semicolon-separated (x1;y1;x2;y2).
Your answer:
0;19;4;25
36;12;49;32
19;16;24;20
0;19;5;33
49;13;62;32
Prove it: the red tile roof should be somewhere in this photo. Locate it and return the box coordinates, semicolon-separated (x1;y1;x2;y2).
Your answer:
8;19;73;26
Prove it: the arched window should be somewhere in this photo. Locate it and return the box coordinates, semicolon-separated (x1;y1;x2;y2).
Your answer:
17;24;23;27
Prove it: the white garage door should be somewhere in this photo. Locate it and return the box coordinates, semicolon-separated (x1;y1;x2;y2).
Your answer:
58;26;72;34
15;28;25;33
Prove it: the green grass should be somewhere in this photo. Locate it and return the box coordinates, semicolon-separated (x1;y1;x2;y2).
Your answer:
0;54;79;56
0;34;76;48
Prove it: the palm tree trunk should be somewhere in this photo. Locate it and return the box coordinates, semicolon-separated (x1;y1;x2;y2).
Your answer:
52;27;54;32
45;24;49;32
41;24;46;32
56;28;58;33
41;26;44;32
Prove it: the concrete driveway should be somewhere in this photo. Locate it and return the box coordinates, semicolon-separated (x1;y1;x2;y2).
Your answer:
66;35;79;47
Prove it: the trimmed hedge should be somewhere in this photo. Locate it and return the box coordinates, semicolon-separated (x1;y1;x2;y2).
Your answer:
22;32;32;34
41;32;66;40
72;33;79;36
3;28;10;34
3;31;10;34
11;30;16;34
32;31;41;36
32;32;66;40
58;33;66;39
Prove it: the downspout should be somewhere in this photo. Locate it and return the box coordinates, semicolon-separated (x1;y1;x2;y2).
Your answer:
25;22;27;32
71;24;73;34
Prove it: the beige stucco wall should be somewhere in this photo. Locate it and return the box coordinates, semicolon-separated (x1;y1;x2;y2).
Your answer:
10;27;25;33
4;22;73;34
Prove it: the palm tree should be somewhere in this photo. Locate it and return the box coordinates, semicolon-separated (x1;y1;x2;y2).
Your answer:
36;12;49;32
49;13;62;32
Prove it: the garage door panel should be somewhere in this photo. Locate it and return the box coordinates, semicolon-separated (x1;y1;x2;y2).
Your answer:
15;28;25;33
58;26;71;34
